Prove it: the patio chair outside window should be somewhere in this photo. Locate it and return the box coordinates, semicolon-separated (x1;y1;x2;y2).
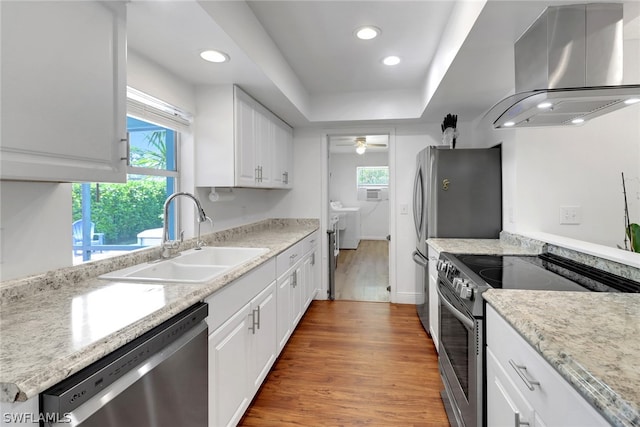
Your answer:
72;220;104;255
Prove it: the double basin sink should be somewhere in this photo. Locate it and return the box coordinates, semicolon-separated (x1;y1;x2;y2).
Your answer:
99;246;269;284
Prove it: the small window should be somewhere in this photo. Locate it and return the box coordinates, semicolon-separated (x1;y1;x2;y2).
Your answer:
356;166;389;188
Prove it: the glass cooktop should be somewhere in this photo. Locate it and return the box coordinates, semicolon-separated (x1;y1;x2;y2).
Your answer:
454;253;639;293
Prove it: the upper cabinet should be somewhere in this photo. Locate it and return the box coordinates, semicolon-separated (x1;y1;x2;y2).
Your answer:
0;1;127;183
195;85;293;189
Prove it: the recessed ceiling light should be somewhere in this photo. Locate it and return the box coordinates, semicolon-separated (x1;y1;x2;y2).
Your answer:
355;26;380;40
503;121;515;127
571;118;585;124
200;50;230;63
537;102;553;109
624;98;640;105
382;56;400;66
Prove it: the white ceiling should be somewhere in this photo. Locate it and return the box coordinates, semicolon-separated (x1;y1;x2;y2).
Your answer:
126;0;636;128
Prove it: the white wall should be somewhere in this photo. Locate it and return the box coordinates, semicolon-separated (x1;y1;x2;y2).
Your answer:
329;151;389;240
0;182;71;281
503;104;640;249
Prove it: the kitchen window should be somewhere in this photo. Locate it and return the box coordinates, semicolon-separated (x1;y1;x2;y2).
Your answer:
72;89;191;264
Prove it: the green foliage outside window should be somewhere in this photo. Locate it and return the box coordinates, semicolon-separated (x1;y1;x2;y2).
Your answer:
357;166;389;187
72;178;166;244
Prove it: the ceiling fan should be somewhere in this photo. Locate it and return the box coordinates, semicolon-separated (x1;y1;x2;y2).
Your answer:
333;136;388;154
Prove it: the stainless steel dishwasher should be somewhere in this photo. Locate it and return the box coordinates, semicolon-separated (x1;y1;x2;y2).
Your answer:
41;302;208;427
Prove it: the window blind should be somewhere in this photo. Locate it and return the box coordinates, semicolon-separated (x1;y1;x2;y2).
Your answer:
126;86;192;132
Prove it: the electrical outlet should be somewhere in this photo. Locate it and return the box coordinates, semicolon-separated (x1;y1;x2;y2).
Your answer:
560;206;582;225
400;204;409;215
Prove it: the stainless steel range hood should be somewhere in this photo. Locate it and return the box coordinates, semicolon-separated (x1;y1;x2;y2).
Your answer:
489;3;640;129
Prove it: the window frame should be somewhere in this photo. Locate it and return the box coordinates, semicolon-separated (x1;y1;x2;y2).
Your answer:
356;166;390;189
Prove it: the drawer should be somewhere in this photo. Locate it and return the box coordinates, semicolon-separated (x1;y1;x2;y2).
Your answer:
303;230;319;254
486;305;609;427
276;241;303;277
205;258;276;331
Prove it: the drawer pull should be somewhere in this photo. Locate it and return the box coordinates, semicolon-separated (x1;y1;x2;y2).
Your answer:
509;359;540;391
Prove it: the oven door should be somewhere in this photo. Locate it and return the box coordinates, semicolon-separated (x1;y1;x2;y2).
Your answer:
437;280;482;427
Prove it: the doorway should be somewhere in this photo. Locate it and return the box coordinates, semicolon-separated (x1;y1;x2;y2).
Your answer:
328;134;391;302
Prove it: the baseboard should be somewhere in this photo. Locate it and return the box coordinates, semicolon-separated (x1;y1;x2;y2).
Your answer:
360;236;388;241
394;291;420;304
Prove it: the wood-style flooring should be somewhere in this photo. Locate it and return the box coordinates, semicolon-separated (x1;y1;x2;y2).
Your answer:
239;300;448;426
335;240;389;302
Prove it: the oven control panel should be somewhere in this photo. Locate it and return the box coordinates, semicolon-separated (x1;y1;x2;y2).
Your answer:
438;257;476;301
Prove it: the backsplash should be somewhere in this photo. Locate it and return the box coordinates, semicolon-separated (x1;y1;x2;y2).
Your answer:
500;231;640;282
0;218;319;305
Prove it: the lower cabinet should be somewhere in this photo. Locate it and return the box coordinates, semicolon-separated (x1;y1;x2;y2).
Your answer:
205;232;320;426
427;244;440;351
486;305;609;427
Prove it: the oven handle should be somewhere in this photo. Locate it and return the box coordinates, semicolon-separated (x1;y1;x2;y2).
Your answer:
437;283;475;331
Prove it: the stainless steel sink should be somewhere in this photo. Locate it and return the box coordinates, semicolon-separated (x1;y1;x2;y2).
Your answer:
99;247;269;284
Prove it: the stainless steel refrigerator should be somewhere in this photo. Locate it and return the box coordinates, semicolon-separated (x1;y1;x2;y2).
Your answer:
413;146;502;332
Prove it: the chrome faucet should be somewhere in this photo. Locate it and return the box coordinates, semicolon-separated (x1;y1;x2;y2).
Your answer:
161;192;208;259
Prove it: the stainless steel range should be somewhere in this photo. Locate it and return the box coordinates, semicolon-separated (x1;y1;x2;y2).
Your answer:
436;252;639;427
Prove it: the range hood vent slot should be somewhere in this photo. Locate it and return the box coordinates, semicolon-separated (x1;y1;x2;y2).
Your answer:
487;3;640;129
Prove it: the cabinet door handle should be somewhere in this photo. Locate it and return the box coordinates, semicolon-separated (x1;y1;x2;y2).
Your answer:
120;133;130;166
291;271;297;287
248;307;260;334
255;166;260;183
515;412;530;427
259;165;263;182
509;359;540;391
311;252;315;266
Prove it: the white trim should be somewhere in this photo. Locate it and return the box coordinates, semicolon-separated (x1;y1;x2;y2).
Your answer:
127;86;192;132
322;126;396;302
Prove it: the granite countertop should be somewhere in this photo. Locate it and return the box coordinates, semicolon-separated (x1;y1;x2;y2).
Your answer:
0;219;318;403
426;236;544;255
484;290;640;427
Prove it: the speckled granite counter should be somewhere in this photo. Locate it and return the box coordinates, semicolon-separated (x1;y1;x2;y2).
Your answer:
0;219;318;403
484;290;640;427
426;234;544;255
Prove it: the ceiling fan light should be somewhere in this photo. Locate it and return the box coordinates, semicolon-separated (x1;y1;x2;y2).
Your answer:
356;145;366;155
355;26;380;40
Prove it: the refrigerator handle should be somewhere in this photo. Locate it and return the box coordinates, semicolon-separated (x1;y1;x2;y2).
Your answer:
412;168;423;239
412;250;428;267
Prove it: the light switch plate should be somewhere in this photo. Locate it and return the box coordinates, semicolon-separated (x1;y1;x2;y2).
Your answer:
560;206;582;224
400;204;409;215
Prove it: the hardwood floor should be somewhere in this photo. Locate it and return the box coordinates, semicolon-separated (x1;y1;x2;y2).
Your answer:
335;240;389;302
239;301;448;426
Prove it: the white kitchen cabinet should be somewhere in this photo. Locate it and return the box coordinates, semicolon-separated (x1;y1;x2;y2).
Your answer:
276;268;294;353
205;259;277;427
427;244;440;352
487;346;537;427
486;305;609;427
249;281;277;394
272;121;293;188
0;1;127;183
208;302;252;427
302;232;320;309
275;235;318;355
195;85;293;189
